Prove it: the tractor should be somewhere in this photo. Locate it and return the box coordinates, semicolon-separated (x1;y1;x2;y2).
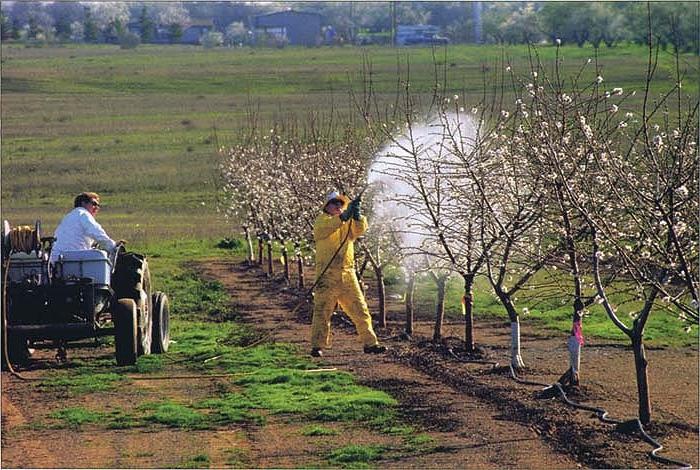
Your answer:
1;220;170;366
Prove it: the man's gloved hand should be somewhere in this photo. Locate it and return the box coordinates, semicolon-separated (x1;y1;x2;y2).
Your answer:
340;198;360;222
352;198;362;220
339;205;353;221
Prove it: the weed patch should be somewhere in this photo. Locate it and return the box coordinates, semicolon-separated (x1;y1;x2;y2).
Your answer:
328;444;387;468
140;400;210;429
40;371;125;394
404;433;437;453
48;407;104;428
134;355;165;374
181;453;210;469
224;447;250;467
302;424;340;436
231;368;398;423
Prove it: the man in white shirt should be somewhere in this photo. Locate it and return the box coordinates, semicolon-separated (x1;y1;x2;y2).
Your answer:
49;192;117;264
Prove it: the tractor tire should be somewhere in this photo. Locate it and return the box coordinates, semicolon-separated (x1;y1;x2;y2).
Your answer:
113;298;137;366
151;292;170;354
113;253;152;356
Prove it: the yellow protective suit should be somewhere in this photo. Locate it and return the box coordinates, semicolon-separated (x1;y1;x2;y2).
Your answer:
310;202;379;350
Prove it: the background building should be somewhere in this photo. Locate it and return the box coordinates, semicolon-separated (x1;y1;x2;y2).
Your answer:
252;10;322;47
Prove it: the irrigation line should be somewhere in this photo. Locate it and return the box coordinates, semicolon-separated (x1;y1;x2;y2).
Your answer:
507;365;691;469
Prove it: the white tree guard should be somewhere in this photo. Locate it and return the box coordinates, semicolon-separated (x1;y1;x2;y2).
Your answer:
510;320;525;368
567;335;581;375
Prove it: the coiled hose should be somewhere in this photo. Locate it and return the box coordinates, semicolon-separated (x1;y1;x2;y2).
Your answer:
508;364;691;469
8;226;39;254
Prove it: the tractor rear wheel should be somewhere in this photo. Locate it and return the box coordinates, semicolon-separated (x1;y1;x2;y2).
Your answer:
151;292;170;353
113;298;137;366
113;253;152;356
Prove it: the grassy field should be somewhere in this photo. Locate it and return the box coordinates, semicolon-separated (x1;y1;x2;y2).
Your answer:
2;42;697;242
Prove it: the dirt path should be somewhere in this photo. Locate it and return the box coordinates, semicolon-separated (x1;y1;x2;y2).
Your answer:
202;260;698;469
2;259;697;469
208;261;577;469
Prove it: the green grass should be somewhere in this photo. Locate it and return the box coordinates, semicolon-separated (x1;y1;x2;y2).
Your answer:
181;453;210;469
223;447;250;467
2;43;696;242
40;370;126;394
302;424;340;436
48;407;105;428
398;269;698;347
140;400;210;429
328;444;387;468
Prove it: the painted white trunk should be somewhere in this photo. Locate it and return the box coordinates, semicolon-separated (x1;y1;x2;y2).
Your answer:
510;320;525;368
245;228;255;263
567;336;581;375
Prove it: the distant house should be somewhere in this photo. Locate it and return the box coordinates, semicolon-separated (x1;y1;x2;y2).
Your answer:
181;22;213;45
252;10;322;47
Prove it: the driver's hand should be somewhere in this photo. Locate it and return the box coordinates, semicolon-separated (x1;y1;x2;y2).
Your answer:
117;239;127;245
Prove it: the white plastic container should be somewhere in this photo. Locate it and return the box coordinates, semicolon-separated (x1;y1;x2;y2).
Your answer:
7;252;49;285
55;250;112;285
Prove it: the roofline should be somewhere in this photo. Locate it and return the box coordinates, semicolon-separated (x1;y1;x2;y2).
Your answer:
255;10;322;19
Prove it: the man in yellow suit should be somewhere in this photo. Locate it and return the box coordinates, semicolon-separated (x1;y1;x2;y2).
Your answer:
310;191;387;357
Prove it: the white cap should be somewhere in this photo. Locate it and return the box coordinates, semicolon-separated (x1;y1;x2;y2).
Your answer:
325;191;342;204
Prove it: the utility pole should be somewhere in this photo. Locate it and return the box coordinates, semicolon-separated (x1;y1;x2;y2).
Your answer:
349;2;354;43
391;1;397;47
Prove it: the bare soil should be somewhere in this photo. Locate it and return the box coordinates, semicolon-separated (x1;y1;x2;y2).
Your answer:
2;259;697;469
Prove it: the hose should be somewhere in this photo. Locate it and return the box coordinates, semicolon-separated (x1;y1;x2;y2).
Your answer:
2;256;36;381
8;226;39;254
508;365;691;469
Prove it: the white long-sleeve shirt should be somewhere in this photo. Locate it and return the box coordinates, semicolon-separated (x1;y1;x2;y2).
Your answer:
49;207;116;263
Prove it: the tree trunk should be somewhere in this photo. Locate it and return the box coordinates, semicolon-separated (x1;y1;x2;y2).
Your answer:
405;272;415;337
509;317;525;369
295;244;304;289
373;266;386;328
244;226;255;264
433;276;446;342
281;244;290;284
564;299;585;386
363;247;385;327
496;288;525;368
632;332;652;425
266;240;273;276
463;275;475;352
257;238;264;266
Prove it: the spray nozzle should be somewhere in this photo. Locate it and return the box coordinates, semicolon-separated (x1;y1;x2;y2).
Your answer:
353;186;368;203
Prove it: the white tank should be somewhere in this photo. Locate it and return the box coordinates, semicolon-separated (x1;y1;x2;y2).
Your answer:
54;250;112;285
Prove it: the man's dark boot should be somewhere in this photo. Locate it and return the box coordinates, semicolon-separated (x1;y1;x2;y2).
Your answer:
310;348;323;357
363;344;388;354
